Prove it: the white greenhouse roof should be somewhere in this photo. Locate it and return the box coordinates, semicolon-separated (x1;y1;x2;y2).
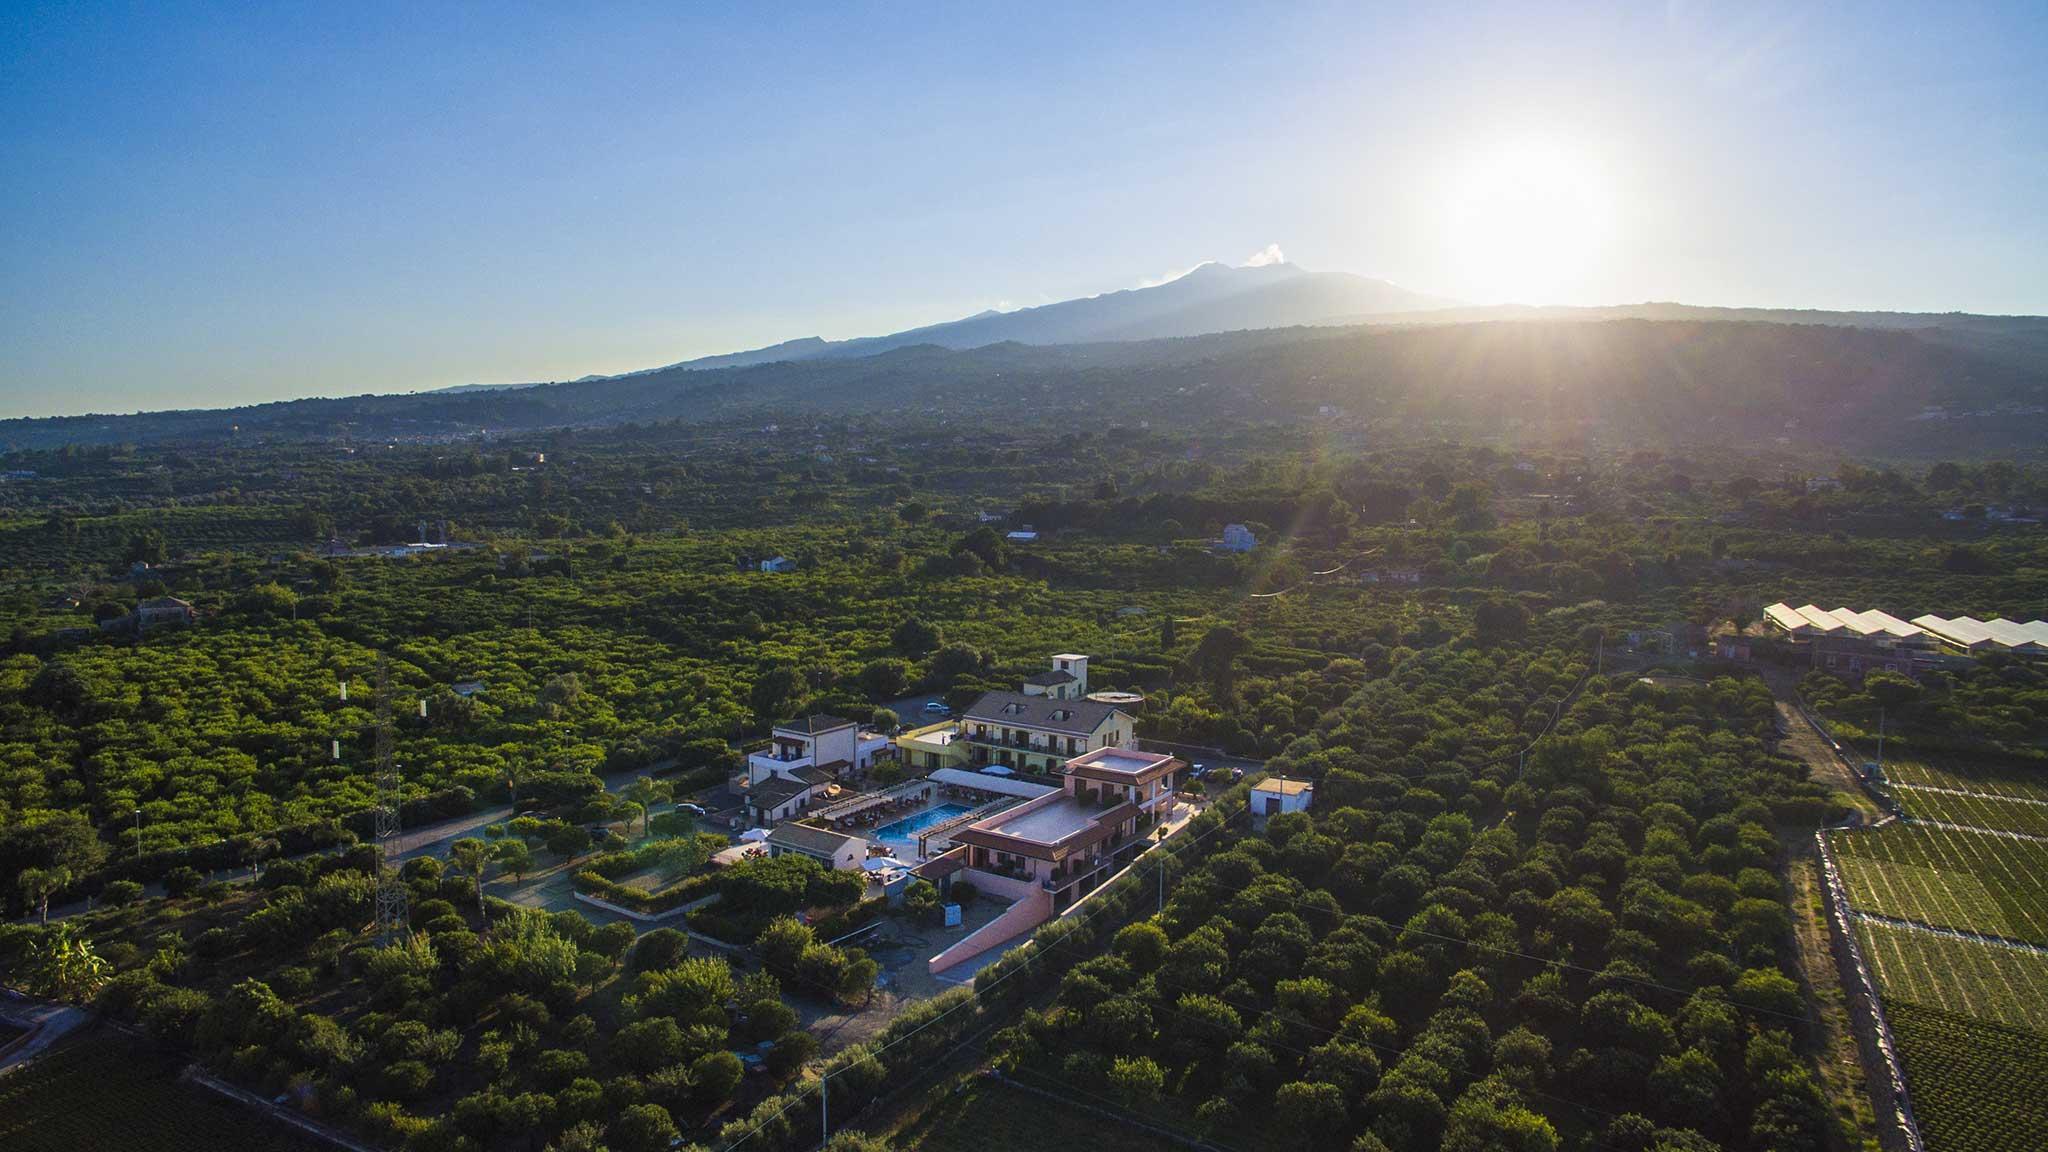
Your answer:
1912;614;2048;653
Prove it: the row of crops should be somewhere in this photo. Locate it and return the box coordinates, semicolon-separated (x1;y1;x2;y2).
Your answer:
0;1025;324;1151
1892;786;2048;839
1830;759;2048;1151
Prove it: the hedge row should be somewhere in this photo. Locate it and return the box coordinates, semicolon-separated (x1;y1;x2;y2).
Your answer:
571;868;719;914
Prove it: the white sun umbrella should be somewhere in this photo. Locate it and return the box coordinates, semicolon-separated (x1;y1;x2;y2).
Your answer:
863;856;910;872
982;765;1015;777
738;827;772;842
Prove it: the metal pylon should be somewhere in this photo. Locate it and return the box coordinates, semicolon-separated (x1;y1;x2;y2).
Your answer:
372;655;408;944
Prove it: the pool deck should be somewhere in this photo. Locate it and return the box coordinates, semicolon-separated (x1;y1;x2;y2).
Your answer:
863;799;976;858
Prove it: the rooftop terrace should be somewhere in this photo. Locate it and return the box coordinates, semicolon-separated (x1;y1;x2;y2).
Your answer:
977;794;1101;846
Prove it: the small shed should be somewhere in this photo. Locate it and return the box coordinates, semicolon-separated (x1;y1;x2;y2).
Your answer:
1251;777;1313;820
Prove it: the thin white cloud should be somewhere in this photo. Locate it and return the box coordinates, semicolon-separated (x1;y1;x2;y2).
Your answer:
1243;243;1286;267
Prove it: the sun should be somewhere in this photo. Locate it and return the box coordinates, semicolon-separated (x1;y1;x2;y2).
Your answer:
1441;132;1615;305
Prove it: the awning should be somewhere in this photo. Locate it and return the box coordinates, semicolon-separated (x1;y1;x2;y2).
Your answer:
928;767;1058;800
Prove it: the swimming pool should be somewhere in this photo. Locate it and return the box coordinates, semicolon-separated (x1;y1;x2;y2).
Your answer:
873;803;972;852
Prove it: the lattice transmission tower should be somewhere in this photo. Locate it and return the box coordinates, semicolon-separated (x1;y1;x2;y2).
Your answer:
372;655;409;944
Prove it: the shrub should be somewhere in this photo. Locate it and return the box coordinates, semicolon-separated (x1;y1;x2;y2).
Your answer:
163;866;203;898
100;878;145;906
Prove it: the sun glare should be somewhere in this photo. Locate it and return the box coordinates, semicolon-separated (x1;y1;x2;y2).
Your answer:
1441;132;1614;306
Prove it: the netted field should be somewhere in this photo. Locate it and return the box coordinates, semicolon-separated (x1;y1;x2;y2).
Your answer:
1885;1001;2048;1152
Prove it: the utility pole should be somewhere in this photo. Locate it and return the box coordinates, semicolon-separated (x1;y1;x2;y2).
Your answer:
134;808;143;861
820;1069;829;1145
1877;708;1886;778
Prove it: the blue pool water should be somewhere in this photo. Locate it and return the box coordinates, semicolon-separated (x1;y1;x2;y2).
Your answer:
874;803;972;849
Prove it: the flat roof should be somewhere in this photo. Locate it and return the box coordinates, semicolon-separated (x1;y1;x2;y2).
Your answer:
1253;777;1314;796
774;713;856;735
979;795;1100;845
1067;747;1175;776
766;822;862;855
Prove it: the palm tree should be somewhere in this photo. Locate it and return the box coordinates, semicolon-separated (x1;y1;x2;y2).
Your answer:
30;923;111;1001
624;775;674;839
448;838;492;929
19;867;70;926
247;836;282;877
504;763;527;807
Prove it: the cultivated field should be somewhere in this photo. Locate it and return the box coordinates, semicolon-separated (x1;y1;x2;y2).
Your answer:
1856;920;2048;1033
1882;758;2048;804
1892;787;2048;839
0;1026;326;1152
1831;754;2048;1151
1831;823;2048;943
1886;1002;2048;1152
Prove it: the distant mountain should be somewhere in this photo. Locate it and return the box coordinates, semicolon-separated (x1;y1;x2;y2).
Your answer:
622;259;1454;375
1327;301;2048;371
10;314;2043;457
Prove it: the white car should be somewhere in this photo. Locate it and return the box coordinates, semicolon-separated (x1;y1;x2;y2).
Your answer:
923;700;951;714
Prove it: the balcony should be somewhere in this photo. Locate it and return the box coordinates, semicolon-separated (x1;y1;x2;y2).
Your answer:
969;728;1082;751
748;749;816;777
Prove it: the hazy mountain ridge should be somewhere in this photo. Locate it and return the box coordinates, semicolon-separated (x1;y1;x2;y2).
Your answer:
519;260;1453;385
7;313;2044;457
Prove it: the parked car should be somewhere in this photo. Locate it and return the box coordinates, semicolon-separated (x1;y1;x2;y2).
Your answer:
923;700;951;714
1227;767;1244;782
676;802;707;817
1188;763;1208;780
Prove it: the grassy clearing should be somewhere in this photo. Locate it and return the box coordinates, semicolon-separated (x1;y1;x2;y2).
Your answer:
0;1025;326;1152
1831;824;2048;943
1885;1001;2048;1152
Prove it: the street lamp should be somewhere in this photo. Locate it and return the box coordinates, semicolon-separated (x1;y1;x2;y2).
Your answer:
134;808;143;861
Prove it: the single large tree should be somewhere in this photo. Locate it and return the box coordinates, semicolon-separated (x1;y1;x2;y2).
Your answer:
18;867;70;926
448;838;492;929
624;776;675;839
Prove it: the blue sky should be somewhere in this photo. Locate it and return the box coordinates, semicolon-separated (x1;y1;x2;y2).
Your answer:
3;1;2044;417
